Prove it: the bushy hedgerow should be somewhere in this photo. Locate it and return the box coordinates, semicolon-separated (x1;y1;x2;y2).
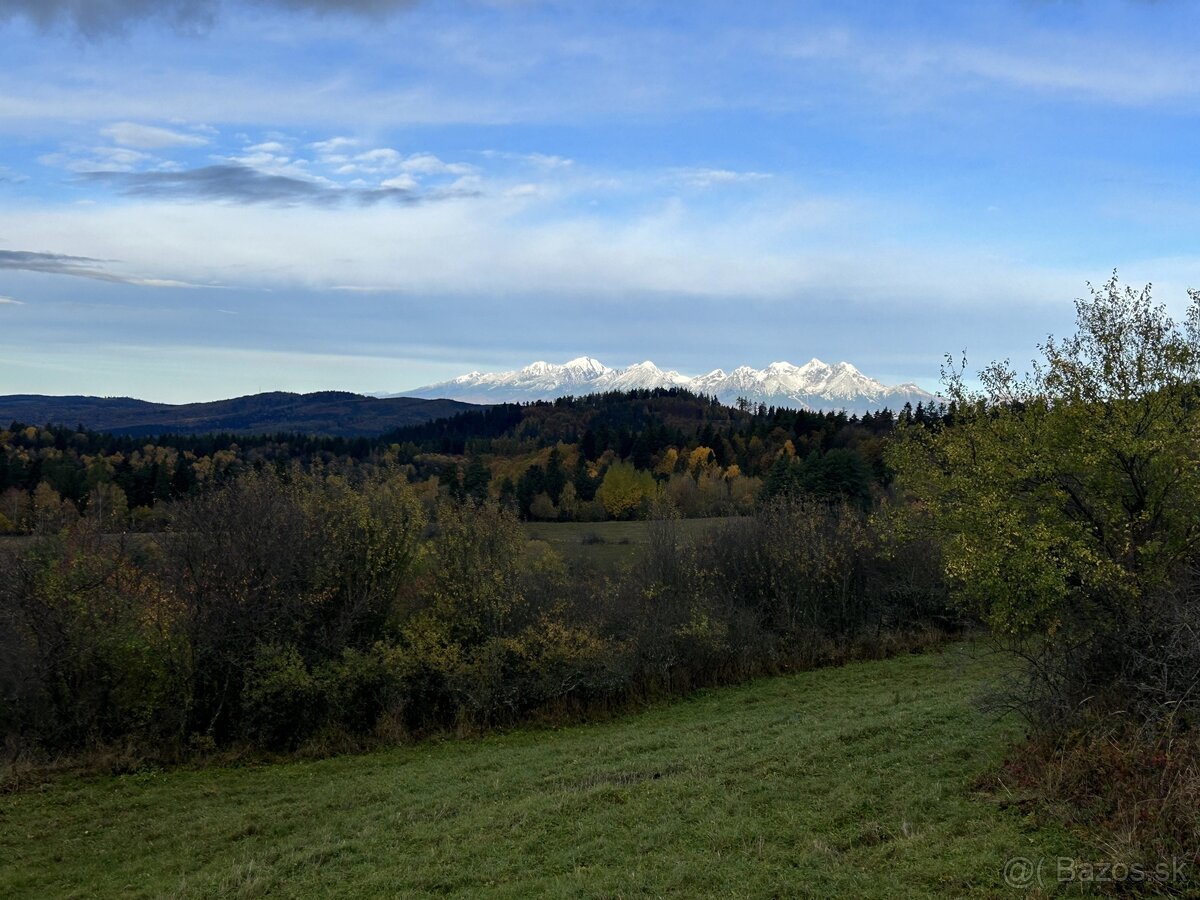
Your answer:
1;473;952;764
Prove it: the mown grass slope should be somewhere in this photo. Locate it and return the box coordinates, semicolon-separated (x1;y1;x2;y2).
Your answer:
1;645;1083;898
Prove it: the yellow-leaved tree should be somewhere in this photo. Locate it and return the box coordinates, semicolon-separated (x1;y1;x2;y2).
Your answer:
595;461;658;520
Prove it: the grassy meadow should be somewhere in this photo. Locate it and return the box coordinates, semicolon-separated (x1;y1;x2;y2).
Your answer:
1;644;1086;899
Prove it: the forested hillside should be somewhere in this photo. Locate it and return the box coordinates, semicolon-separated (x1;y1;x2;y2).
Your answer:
0;389;940;532
0;392;475;438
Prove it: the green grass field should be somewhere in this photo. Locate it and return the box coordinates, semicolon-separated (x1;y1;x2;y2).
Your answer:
1;644;1086;898
522;517;740;568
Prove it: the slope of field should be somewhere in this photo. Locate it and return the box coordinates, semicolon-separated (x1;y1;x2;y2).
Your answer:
0;645;1082;899
0;392;476;437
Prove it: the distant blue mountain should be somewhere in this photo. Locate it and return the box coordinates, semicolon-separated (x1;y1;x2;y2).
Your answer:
0;391;477;437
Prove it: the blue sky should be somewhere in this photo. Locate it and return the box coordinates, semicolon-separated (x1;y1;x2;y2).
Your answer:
0;0;1197;402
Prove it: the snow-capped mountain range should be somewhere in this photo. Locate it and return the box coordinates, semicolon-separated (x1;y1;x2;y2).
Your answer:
395;357;937;414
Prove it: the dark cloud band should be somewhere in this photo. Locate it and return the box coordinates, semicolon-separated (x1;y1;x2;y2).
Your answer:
0;249;130;282
0;0;421;37
0;249;202;287
80;164;477;207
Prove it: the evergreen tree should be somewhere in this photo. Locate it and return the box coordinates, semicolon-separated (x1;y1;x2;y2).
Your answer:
516;464;545;519
497;475;517;511
438;464;464;502
580;429;598;461
462;456;491;503
172;456;197;497
572;459;599;502
759;454;804;503
543;447;566;504
800;448;874;509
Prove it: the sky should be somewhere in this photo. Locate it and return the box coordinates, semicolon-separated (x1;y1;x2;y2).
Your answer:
0;0;1197;403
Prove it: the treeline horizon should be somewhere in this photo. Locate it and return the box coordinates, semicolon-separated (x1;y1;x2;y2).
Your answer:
0;389;948;531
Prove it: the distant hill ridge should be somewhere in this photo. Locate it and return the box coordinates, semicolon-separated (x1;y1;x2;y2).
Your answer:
0;392;477;438
396;356;937;415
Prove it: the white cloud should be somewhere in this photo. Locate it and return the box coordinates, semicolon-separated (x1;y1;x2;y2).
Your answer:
101;121;210;149
380;174;418;191
939;43;1200;107
223;145;330;183
483;150;575;170
309;136;359;166
398;153;474;176
0;295;25;305
245;140;290;154
673;167;771;189
525;153;573;169
0;187;1081;313
308;141;478;182
357;147;401;164
310;136;359;154
445;173;482;193
337;147;403;175
39;145;158;173
767;25;1200;109
505;183;541;197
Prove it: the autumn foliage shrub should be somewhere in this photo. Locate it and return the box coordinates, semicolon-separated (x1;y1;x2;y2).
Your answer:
0;526;184;752
889;275;1200;870
0;472;952;766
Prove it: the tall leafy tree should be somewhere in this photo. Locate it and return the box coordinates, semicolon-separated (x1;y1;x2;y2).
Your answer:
888;274;1200;637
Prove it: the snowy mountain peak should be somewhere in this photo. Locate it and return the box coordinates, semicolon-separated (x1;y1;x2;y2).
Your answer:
400;356;937;414
562;356;610;376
